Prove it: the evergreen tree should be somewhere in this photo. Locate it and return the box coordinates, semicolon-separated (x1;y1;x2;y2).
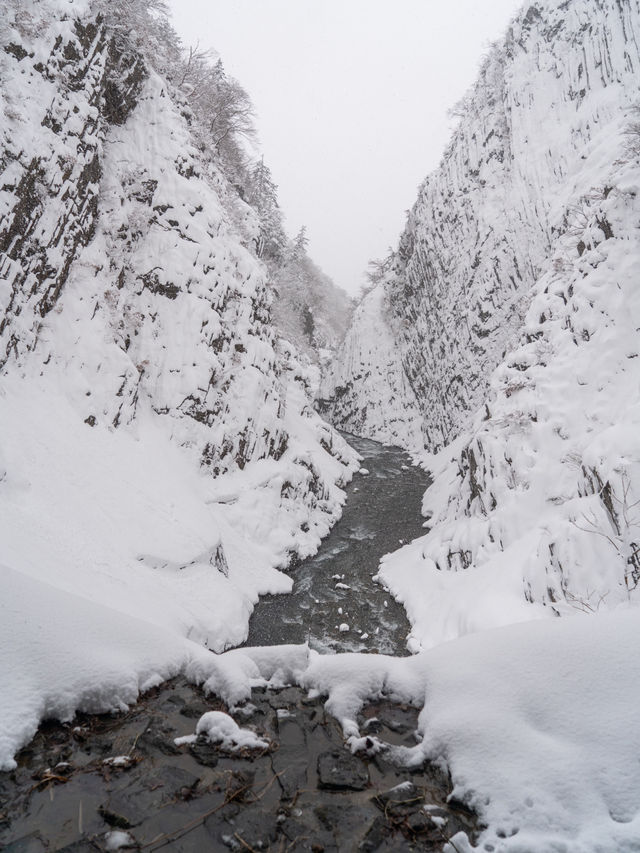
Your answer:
246;158;286;261
291;225;309;261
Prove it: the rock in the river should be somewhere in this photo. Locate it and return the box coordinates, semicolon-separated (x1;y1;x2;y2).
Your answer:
100;765;200;827
188;737;220;768
2;834;48;853
317;749;369;791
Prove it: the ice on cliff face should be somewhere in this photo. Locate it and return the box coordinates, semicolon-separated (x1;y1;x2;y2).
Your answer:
0;0;358;764
325;0;640;633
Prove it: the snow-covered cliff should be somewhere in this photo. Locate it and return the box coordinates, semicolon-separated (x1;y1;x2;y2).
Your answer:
325;0;640;638
325;0;640;450
379;159;640;647
318;285;424;450
0;0;358;764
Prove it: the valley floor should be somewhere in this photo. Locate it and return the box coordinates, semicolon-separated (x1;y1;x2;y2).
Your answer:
2;437;639;851
245;433;430;654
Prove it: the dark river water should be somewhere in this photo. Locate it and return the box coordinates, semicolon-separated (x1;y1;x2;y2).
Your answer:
245;433;431;655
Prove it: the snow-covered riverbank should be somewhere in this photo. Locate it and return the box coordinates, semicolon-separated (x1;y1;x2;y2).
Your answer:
3;428;639;850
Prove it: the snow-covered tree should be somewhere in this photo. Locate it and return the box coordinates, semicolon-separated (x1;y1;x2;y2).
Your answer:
291;225;309;261
246;158;287;261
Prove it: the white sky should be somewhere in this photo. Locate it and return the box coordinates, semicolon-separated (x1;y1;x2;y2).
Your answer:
166;0;523;295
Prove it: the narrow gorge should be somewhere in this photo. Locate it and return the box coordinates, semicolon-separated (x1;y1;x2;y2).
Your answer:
1;0;640;851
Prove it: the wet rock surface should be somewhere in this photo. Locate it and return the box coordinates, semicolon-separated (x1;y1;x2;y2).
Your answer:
0;678;477;851
246;433;431;654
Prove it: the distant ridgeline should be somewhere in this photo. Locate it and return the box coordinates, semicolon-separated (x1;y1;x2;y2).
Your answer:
0;0;357;580
323;0;640;628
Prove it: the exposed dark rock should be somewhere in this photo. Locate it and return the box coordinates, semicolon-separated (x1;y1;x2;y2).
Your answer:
4;43;29;61
211;808;280;850
137;718;180;756
102;765;200;827
359;815;391;852
180;699;212;719
138;270;180;300
212;542;229;577
271;716;308;799
317;749;369;791
131;178;158;205
2;833;47;852
189;736;220;767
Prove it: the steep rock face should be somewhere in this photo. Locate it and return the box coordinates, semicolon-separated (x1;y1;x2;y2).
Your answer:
324;0;640;452
318;286;424;450
0;0;358;663
378;153;640;648
0;8;141;364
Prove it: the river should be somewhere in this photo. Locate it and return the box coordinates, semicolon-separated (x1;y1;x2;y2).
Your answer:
246;433;431;655
0;435;478;853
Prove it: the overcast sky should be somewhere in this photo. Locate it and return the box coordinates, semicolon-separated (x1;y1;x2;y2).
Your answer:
166;0;523;295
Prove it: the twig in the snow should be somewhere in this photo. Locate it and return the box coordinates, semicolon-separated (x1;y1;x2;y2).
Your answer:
252;768;287;802
140;767;287;850
438;827;466;853
285;835;309;851
563;588;609;614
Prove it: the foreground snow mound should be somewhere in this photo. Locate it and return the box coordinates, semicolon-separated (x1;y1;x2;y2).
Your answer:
0;563;213;771
415;609;640;852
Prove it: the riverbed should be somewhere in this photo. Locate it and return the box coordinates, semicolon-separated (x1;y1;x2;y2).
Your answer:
0;436;472;853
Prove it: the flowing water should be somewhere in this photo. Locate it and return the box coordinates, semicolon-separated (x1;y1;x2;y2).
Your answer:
246;433;431;654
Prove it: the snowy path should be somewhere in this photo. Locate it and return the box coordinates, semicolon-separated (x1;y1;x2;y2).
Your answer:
245;433;431;654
